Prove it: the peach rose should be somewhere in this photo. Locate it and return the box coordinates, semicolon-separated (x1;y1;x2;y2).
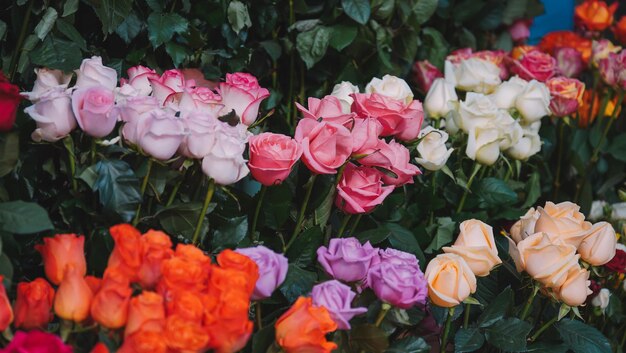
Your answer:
54;265;94;322
424;253;477;307
442;220;502;276
555;266;592;306
534;202;592;248
578;221;617;265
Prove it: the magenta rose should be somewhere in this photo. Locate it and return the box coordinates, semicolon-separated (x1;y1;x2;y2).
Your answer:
178;112;220;159
25;88;77;142
218;72;270;126
351;117;382;154
118;96;160;144
71;86;116;138
366;248;427;309
296;95;356;126
136;110;185;160
599;51;626;89
351;93;424;141
74;56;118;90
248;132;302;186
125;65;159;96
317;237;379;282
335;163;394;214
2;331;73;353
236;245;288;300
294;118;353;174
412;60;443;94
511;50;557;82
554;47;584;78
311;280;367;330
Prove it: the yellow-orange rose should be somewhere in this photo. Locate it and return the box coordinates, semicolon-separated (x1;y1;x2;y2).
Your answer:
424;253;477;307
578;221;617;265
442;220;501;276
555;266;592;307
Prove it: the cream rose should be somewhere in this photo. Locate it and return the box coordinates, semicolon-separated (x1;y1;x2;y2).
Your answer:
424;78;458;119
489;76;527;109
458;92;499;133
556;266;592;307
515;80;551;123
466;125;500;166
415;126;454;171
331;81;360;113
365;75;413;104
424;253;477;307
495;110;524;150
505;129;541;161
442;220;502;276
445;58;501;94
578;221;617;266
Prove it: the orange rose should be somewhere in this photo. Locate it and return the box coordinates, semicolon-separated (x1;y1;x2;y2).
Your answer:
125;291;165;338
159;245;211;293
216;249;259;295
575;0;618;32
166;290;204;322
85;275;102;294
207;316;253;353
164;315;210;351
35;233;86;285
91;268;133;329
138;230;173;289
0;275;13;331
614;16;626;45
576;89;620;127
539;31;593;64
275;297;337;353
204;288;253;353
118;330;167;353
90;343;109;353
54;265;94;322
13;278;54;329
108;224;143;282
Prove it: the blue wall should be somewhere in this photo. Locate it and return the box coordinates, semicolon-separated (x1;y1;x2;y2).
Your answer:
529;0;575;44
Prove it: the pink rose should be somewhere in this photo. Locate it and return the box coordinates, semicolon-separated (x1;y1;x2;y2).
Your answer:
248;132;302;186
554;47;584;78
2;330;72;353
411;60;443;94
75;56;118;90
446;48;474;64
351;93;424;141
335;163;394;214
351;117;382;154
294;119;353;174
546;77;585;117
71;86;116;138
509;20;531;43
25;88;77;142
359;139;421;186
126;65;159;96
136;110;185;160
178;113;219;159
511;50;557;82
295;96;356;126
218;73;270;126
118;96;160;144
599;51;626;89
23;68;73;102
201;124;250;185
149;69;188;106
168;87;223;115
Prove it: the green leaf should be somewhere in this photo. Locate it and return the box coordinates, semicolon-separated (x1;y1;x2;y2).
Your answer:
147;12;189;47
386;337;429;353
286;226;322;267
484;318;532;352
93;160;142;222
421;27;448;68
261;183;292;229
89;0;133;34
165;42;189;67
260;40;282;61
329;24;358;51
63;0;79;17
342;0;371;25
608;133;626;162
145;0;164;12
0;20;6;41
478;287;513;327
115;13;143;44
350;324;389;353
212;215;248;251
412;0;438;25
157;203;209;241
522;171;541;208
0;201;53;234
425;217;455;253
556;319;611;353
477;178;518;208
0;133;18;178
56;19;87;51
454;328;485;353
356;226;392;244
227;0;252;34
502;0;528;25
494;31;513;52
252;325;275;353
279;265;316;303
0;253;13;284
29;35;82;71
526;342;569;353
386;223;426;266
296;26;331;69
34;7;58;40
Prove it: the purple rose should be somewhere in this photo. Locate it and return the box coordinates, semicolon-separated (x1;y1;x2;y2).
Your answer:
311;280;367;330
235;245;288;301
366;248;427;309
317;238;379;283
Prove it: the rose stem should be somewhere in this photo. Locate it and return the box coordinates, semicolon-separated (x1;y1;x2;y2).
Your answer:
348;214;362;237
255;301;263;329
463;303;471;329
375;303;391;327
63;136;78;192
440;306;456;353
336;213;352;238
250;185;268;242
132;159;154;226
90;138;97;165
529;315;559;342
519;283;540;321
192;178;215;246
285;174;317;252
552;119;566;200
456;163;482;214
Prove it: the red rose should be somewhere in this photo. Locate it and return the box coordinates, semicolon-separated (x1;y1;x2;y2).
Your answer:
605;248;626;274
0;71;22;132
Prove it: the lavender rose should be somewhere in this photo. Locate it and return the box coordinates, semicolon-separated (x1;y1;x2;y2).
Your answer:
235;245;289;301
316;238;379;283
311;280;367;330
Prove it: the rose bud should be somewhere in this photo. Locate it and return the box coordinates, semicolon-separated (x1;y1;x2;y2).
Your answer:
275;297;337;353
13;278;55;330
24;88;77;142
91;267;133;329
75;56;118;90
574;0;618;32
515;80;551;123
554;47;584;78
248;133;302;186
54;265;94;322
218;72;270;126
311;280;367;330
578;222;617;266
555;266;592;307
546;77;585;117
423;78;457;119
35;233;87;285
330;81;360;113
443;219;502;276
125;291;166;338
424;253;477;307
412;60;443;94
201;123;250;185
365;74;414;104
415;126;454;171
22;68;72;102
0;72;23;131
3;331;72;353
136;110;186;161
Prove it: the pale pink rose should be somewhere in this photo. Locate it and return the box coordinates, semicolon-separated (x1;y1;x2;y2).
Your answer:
178;112;220;159
296;96;356;126
351;93;424;141
181;68;218;89
411;60;443;94
294;118;353;174
201;124;250;185
25;88;77;142
75;56;118;90
126;65;159;96
71;86;116;138
351;117;382;154
511;50;557;82
218;73;270;126
509;20;531;43
598;51;626;89
136;110;186;160
23;68;72;102
149;69;187;106
359;139;420;186
248;133;302;186
166;87;223;115
554;47;585;78
335;163;394;214
117;96;160;144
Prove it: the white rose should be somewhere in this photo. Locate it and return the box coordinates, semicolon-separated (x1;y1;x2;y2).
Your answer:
458;92;499;133
331;81;360;113
589;201;608;221
611;202;626;220
75;56;118;91
424;78;458;119
365;74;413;104
489;76;528;109
445;109;461;134
494;110;523;150
445;58;501;94
505;128;541;161
466;125;500;165
591;288;610;310
23;68;73;102
415;126;454;171
201;123;250;185
515;80;551;123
